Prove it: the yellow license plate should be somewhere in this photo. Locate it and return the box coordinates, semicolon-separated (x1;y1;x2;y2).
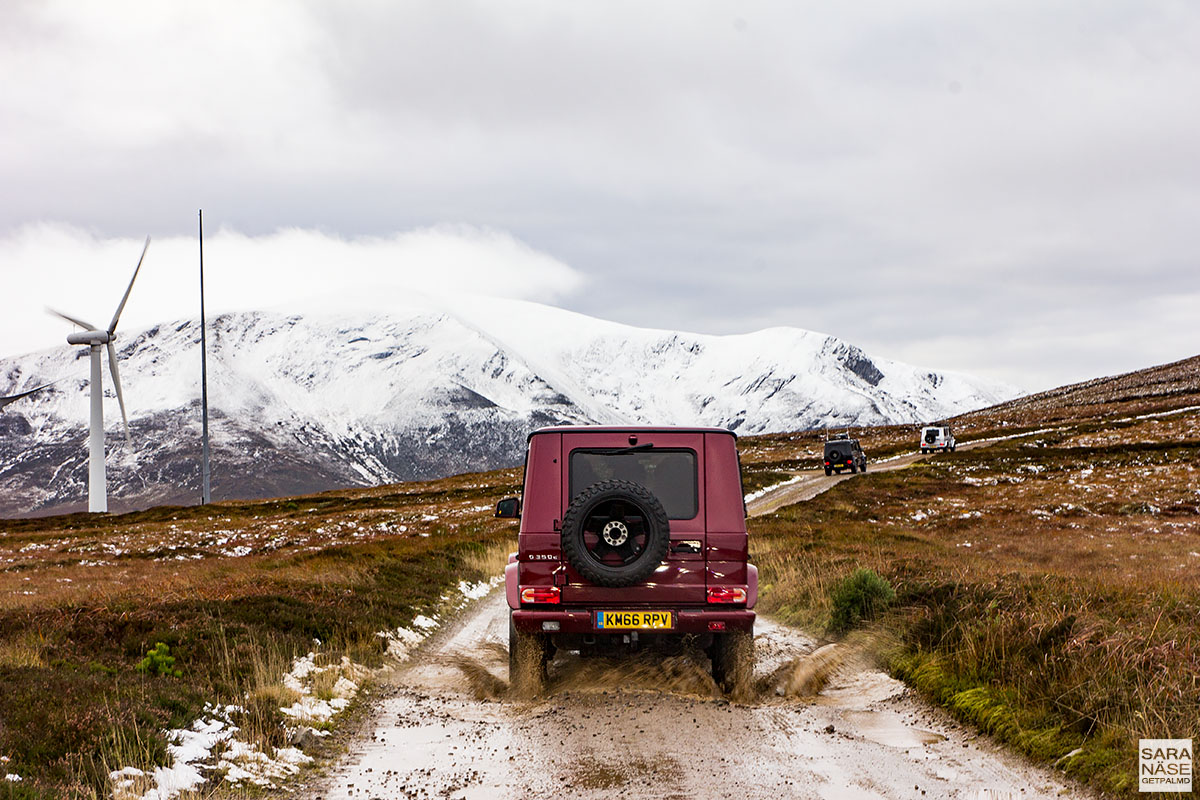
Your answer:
595;611;674;630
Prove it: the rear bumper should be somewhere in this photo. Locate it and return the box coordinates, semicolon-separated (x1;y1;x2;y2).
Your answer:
511;608;755;634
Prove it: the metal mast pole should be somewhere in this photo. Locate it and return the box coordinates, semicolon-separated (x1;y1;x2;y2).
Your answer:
199;210;212;505
88;345;107;512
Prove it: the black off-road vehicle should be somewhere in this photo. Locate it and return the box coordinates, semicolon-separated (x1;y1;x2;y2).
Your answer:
823;434;867;476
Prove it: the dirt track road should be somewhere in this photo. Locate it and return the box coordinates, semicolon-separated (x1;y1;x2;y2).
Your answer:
746;440;993;518
306;439;1089;799
308;595;1084;799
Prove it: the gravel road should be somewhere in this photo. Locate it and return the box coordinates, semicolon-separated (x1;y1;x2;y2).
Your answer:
746;441;993;518
305;439;1090;800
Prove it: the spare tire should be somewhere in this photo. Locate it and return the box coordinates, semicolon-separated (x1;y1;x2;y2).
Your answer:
827;449;844;462
561;479;670;588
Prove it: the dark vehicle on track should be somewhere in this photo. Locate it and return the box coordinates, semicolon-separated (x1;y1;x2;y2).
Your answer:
497;426;757;697
822;434;867;476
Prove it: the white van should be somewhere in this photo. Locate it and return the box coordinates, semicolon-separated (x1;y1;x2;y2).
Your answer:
920;425;956;454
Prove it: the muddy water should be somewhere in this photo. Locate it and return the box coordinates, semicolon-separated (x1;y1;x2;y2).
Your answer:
305;592;1090;800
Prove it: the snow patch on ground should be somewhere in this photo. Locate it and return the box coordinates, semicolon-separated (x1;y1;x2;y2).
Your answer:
459;578;496;600
110;576;502;799
1132;404;1200;421
279;655;367;724
744;474;802;503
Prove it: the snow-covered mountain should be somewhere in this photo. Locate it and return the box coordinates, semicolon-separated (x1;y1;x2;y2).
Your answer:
0;296;1017;516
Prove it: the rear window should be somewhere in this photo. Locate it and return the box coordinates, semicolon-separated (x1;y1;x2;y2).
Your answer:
569;449;698;520
824;441;857;454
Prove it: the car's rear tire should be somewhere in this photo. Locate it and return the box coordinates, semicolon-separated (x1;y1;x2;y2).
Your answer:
849;463;858;474
509;612;548;697
824;468;832;476
711;630;755;701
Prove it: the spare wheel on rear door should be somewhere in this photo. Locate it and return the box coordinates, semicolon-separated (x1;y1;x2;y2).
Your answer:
560;479;670;587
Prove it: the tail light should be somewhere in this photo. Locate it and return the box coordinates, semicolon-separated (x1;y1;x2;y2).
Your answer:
845;460;852;465
707;586;747;604
520;585;561;604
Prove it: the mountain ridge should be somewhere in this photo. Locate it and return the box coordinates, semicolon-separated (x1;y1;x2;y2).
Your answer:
0;297;1017;516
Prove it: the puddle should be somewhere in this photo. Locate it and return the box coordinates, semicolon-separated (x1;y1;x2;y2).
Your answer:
841;710;946;748
817;669;908;708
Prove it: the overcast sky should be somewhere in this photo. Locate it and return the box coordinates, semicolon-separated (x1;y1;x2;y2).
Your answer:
2;1;1198;392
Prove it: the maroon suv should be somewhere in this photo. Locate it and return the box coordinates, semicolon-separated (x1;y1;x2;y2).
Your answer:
498;426;757;696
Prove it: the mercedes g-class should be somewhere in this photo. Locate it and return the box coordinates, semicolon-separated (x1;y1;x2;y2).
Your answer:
920;425;956;454
497;426;757;697
823;433;867;476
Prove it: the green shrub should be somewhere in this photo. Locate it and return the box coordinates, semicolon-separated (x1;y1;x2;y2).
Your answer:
135;643;181;678
828;568;895;633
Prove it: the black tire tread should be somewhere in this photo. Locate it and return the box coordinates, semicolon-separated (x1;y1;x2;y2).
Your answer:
711;630;755;701
560;479;670;588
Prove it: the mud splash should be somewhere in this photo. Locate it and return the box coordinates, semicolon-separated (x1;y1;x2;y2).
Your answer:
762;641;846;698
451;646;723;702
449;652;510;700
452;635;864;706
547;650;721;698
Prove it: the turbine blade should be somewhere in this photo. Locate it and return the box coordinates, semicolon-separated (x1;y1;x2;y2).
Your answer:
108;236;150;334
107;342;131;443
0;383;53;411
47;307;99;331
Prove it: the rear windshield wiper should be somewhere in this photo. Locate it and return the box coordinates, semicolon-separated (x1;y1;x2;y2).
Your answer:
610;442;655;455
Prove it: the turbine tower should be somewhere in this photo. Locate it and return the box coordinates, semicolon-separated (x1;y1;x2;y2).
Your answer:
49;237;150;513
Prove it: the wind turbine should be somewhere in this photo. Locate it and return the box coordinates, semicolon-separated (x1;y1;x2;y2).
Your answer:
48;237;150;513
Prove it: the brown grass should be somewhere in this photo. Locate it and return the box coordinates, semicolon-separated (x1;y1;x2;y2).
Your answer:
0;468;521;799
752;400;1200;798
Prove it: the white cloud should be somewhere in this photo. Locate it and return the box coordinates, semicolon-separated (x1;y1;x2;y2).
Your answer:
0;223;584;360
1;2;1198;390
